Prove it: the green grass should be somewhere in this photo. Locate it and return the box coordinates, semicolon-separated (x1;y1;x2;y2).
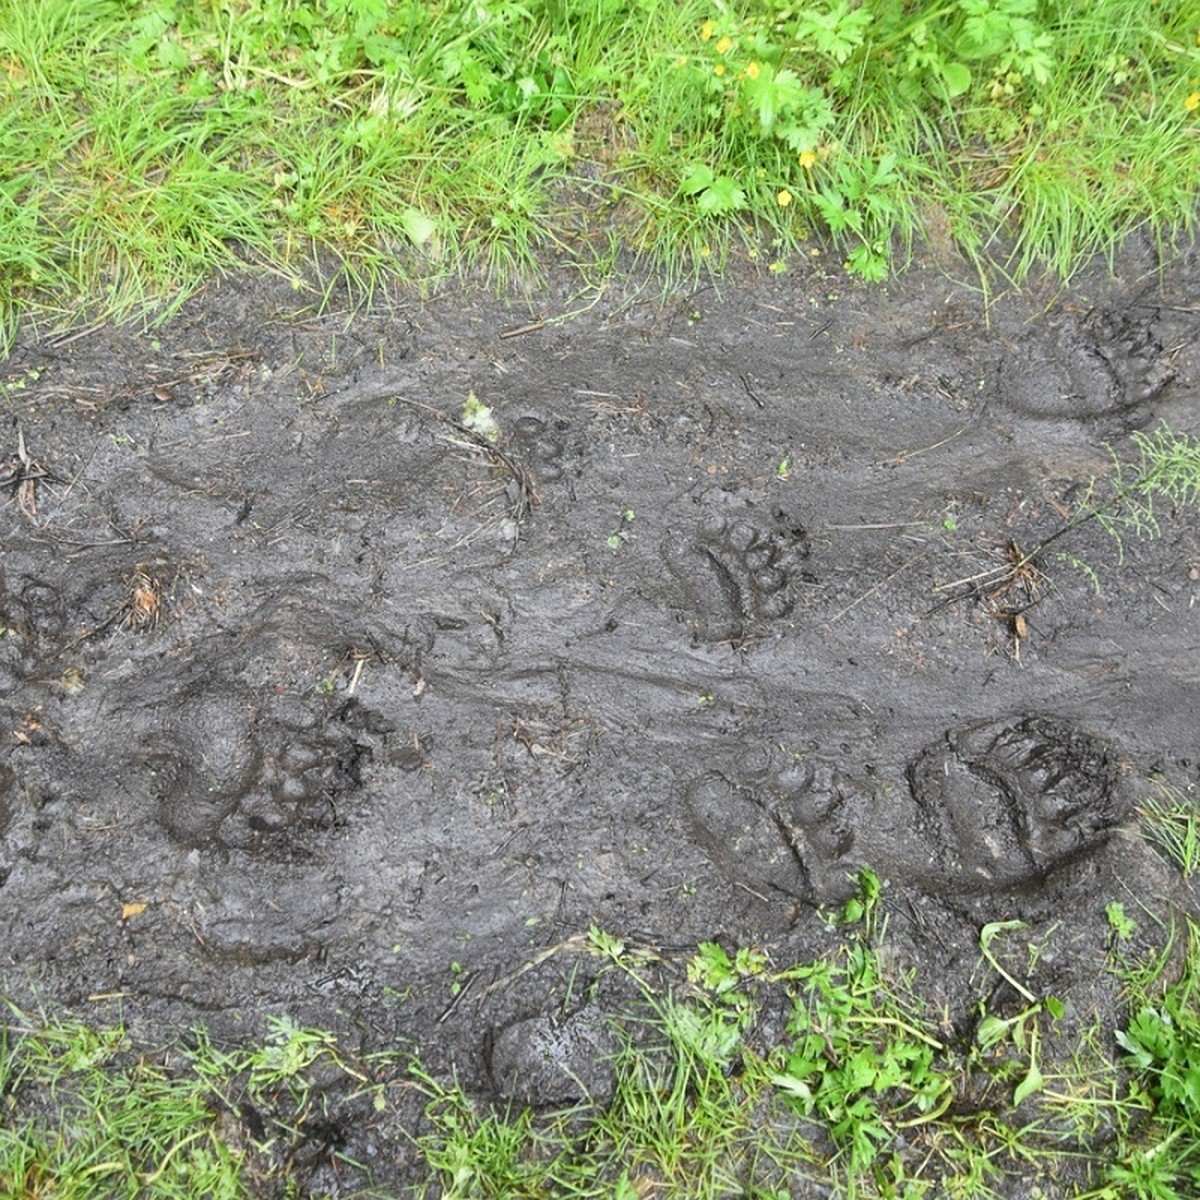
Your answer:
405;892;1200;1199
0;1011;246;1198
1;0;1198;337
0;1006;397;1198
938;421;1200;600
6;873;1200;1198
1138;781;1200;880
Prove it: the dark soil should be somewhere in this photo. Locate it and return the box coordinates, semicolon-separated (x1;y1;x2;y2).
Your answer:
2;238;1199;1195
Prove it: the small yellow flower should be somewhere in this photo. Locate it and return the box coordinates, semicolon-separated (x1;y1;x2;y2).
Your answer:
716;35;733;54
746;61;761;80
700;245;712;259
777;189;793;207
1187;90;1200;112
714;63;726;76
675;55;688;68
798;149;817;169
700;19;714;41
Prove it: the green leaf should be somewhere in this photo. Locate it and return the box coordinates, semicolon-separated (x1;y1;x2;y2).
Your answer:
976;1014;1012;1049
1114;1026;1155;1070
588;924;626;962
845;241;889;282
697;175;746;214
1105;901;1136;941
690;941;734;988
814;190;861;235
680;162;715;196
462;390;499;442
400;207;438;247
940;61;972;97
743;65;780;136
1013;1063;1044;1105
770;1071;815;1109
980;919;1027;954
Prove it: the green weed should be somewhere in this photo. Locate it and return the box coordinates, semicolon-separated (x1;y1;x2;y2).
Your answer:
0;1004;399;1198
4;898;1200;1197
413;872;1109;1198
2;0;1198;333
1101;920;1200;1199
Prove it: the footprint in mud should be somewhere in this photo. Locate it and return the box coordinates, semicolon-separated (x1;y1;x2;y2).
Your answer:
489;1002;620;1106
143;687;384;856
510;414;569;484
684;746;864;905
906;715;1129;893
665;505;810;642
1001;307;1174;423
0;572;70;654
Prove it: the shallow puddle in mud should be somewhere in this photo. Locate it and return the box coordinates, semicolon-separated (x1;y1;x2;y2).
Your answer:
1;241;1199;1193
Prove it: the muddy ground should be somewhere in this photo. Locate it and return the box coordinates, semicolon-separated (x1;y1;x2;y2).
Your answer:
1;238;1199;1195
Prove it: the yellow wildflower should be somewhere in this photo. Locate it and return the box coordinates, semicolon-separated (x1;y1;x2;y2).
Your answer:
777;189;793;207
714;63;726;76
1187;90;1200;112
746;61;761;80
798;149;817;169
700;245;712;259
716;35;733;54
700;19;714;41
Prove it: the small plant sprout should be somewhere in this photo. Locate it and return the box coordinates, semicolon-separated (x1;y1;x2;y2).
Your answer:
461;391;499;443
975;921;1065;1106
606;507;636;551
1105;901;1136;944
688;941;769;994
587;924;627;965
246;1016;343;1090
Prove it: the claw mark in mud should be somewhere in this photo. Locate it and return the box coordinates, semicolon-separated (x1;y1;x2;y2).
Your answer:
665;504;810;642
684;745;866;905
1001;307;1175;423
1085;307;1177;407
907;715;1128;892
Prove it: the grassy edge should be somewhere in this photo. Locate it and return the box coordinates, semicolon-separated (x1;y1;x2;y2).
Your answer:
1;0;1198;340
4;847;1200;1199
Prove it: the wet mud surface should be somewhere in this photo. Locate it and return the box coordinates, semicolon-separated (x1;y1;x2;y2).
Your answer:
2;241;1199;1193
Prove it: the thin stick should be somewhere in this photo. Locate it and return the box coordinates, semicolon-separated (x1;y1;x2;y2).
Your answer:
881;426;966;467
500;321;546;339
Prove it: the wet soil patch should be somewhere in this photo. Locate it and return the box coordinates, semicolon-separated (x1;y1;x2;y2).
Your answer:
2;241;1199;1193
